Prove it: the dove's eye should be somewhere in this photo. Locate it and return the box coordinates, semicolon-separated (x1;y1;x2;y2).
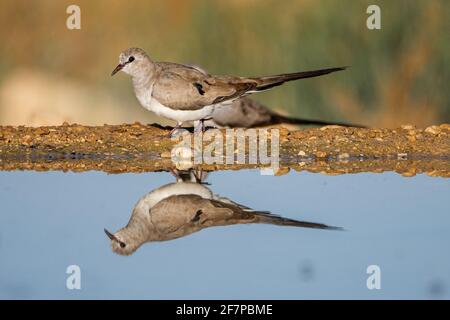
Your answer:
128;56;135;63
119;242;126;248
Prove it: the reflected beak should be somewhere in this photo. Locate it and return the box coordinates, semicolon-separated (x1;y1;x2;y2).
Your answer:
111;63;124;76
104;228;116;241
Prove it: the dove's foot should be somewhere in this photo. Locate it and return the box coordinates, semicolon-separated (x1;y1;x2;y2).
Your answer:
194;119;205;134
167;123;183;137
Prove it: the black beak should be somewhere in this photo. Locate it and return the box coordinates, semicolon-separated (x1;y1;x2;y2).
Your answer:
104;228;116;241
111;64;124;76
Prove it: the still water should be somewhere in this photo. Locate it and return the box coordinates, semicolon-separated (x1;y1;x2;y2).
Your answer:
0;169;449;299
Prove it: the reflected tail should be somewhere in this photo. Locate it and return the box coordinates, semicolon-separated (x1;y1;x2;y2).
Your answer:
255;212;342;230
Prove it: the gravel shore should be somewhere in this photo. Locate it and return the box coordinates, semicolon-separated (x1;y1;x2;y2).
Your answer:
0;123;449;177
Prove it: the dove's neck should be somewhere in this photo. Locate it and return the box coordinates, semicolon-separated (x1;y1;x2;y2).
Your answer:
118;214;157;250
131;62;156;108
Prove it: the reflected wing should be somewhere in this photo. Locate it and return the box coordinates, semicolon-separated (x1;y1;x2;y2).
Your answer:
213;195;341;230
150;193;340;241
149;194;238;238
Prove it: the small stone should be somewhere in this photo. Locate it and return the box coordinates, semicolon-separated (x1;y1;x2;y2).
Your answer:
160;151;172;158
337;153;350;160
274;167;290;176
425;125;441;135
315;151;327;158
298;150;307;156
397;153;408;160
35;128;49;135
407;135;416;142
335;136;349;142
401;168;417;177
320;125;342;130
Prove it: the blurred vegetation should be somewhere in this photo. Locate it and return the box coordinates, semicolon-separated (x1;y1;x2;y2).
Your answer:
0;0;448;127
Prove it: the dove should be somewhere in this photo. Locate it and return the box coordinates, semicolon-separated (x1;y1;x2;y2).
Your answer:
111;47;346;134
104;169;341;255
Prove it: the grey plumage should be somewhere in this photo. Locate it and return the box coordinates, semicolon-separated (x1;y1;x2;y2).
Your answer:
209;97;365;128
111;47;347;129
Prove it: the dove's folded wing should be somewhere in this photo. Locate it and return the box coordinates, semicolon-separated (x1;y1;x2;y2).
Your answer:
152;62;258;110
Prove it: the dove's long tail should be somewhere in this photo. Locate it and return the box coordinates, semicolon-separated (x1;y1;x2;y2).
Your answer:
251;67;347;92
271;114;367;128
254;211;342;230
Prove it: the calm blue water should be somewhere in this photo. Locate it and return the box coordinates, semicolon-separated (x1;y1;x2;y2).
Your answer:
0;170;449;299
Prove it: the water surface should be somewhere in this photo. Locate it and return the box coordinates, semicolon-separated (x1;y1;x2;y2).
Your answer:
0;170;449;299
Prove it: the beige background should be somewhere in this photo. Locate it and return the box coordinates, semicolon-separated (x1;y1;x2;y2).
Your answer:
0;0;448;127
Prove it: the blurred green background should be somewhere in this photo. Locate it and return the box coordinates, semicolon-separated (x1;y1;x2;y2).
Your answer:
0;0;448;127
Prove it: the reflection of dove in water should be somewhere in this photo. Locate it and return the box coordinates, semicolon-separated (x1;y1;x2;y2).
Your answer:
104;171;341;255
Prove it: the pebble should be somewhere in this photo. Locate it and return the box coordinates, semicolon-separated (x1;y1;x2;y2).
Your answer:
337;153;350;160
315;151;327;158
407;135;416;142
274;167;290;176
35;128;49;135
397;153;408;160
425;126;441;135
335;136;349;142
320;125;342;130
298;150;307;156
401;124;415;130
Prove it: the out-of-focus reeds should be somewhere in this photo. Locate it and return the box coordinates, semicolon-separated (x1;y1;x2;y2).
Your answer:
0;0;448;127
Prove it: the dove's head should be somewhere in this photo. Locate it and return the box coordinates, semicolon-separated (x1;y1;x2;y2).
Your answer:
111;47;152;77
104;228;142;256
